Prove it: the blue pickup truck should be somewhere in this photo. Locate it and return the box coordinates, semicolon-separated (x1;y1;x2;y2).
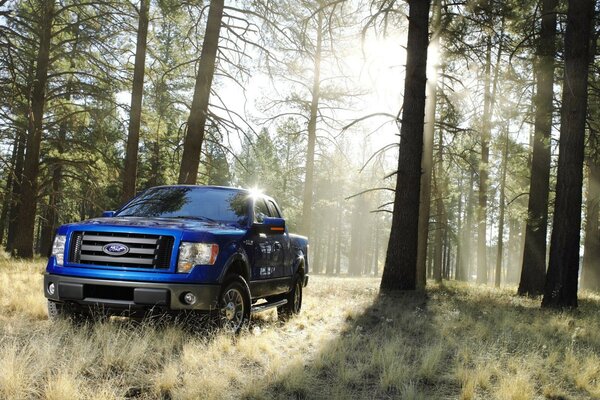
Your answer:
44;185;309;332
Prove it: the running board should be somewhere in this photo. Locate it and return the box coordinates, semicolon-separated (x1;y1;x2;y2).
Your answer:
251;299;287;313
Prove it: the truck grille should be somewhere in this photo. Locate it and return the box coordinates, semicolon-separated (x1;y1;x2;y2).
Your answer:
69;231;174;269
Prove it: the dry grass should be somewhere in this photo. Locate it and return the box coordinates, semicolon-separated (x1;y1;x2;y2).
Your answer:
1;257;600;399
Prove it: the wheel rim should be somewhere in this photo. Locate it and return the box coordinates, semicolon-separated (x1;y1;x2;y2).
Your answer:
293;281;301;313
220;287;245;332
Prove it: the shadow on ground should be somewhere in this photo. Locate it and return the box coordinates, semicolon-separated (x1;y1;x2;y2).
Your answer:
245;284;600;400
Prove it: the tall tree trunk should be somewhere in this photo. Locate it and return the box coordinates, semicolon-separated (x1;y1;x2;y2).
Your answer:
427;236;434;279
455;177;464;280
13;0;54;258
39;20;80;255
518;0;558;296
542;0;594;308
330;225;338;275
476;37;493;284
372;224;378;275
122;0;149;202
581;150;600;291
416;0;442;289
463;166;476;281
178;0;224;184
495;128;509;287
314;230;323;274
443;227;451;280
39;158;62;255
0;136;19;245
326;222;335;274
380;0;431;292
6;128;26;252
349;200;363;276
300;12;323;237
433;128;444;283
335;201;342;275
507;218;521;283
477;19;504;284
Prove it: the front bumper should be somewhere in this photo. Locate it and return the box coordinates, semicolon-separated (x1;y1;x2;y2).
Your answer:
44;273;220;312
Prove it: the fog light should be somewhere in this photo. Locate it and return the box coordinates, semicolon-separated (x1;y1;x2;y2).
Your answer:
183;292;196;305
48;283;55;296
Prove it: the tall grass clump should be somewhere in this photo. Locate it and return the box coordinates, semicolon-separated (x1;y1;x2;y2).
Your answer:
1;259;600;399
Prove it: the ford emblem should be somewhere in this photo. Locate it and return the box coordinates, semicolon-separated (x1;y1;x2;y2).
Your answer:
102;243;130;256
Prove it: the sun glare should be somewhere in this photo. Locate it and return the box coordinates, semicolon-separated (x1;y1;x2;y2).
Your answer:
248;187;264;198
345;34;408;113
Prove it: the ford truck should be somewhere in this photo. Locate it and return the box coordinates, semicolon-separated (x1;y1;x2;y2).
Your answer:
44;185;309;332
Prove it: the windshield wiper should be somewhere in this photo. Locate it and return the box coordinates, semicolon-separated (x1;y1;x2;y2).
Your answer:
168;215;218;223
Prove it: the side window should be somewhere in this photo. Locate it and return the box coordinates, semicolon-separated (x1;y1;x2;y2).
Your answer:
267;200;281;218
254;198;270;223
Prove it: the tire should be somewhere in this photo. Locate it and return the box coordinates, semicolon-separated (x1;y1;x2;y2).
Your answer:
279;273;303;319
47;300;63;320
217;275;251;334
47;300;95;324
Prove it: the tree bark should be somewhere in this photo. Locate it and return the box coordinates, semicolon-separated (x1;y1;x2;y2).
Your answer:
12;0;54;258
300;11;323;237
178;0;224;184
542;0;594;308
518;0;558;296
380;0;431;292
122;0;149;202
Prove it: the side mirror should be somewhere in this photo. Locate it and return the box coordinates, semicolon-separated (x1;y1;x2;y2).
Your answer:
255;217;285;233
102;210;116;218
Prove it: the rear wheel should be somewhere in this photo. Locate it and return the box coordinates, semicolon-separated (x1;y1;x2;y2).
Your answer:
279;274;303;318
218;276;251;334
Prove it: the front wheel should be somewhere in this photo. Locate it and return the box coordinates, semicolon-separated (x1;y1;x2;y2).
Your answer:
279;274;303;318
218;276;251;334
47;300;94;324
47;300;63;320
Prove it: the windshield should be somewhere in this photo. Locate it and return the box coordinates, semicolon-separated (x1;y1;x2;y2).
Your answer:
115;187;250;226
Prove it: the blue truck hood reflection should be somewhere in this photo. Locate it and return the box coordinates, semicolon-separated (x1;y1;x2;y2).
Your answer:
69;217;246;235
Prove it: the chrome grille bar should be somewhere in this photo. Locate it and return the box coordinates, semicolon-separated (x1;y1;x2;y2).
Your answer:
69;231;174;269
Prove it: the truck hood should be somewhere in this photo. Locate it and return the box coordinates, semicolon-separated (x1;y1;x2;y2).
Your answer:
63;217;247;235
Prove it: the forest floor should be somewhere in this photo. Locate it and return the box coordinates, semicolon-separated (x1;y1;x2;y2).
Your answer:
1;258;600;400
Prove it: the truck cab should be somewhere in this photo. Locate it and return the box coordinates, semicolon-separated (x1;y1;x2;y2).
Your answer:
44;185;309;332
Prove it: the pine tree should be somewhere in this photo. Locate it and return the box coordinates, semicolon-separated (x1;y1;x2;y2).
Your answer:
380;0;431;292
542;0;595;308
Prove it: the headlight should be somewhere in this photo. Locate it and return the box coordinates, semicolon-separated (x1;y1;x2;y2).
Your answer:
51;235;67;266
177;242;219;273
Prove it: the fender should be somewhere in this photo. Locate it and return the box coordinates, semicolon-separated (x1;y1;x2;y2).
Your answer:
293;251;306;276
217;249;251;284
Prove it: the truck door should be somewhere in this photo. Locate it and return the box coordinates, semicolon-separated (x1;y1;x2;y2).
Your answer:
266;198;290;277
248;197;278;281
